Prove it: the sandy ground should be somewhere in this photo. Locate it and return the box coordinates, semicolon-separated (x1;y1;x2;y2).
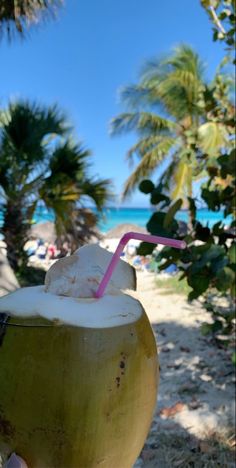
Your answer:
134;272;235;467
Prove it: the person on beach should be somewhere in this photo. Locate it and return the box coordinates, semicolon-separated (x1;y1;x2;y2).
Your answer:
47;243;57;259
36;241;47;260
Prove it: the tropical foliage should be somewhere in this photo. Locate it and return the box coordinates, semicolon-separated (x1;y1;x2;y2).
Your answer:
0;101;111;270
201;0;236;61
0;0;62;40
137;0;235;347
111;44;231;201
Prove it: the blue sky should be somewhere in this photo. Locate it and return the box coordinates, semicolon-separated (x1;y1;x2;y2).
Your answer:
1;0;225;207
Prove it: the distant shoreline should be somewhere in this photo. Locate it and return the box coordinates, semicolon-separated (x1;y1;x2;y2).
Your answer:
35;207;232;233
0;206;232;235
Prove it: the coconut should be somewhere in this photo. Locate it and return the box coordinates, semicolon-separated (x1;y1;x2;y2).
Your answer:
0;244;158;468
45;244;137;298
0;285;143;328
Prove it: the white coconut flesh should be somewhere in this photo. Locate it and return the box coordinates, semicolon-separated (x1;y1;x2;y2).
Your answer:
0;244;142;328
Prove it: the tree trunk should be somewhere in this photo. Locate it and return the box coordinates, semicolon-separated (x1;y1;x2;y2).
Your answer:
1;199;30;272
0;249;19;297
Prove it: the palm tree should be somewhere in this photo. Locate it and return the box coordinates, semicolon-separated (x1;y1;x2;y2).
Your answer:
0;0;62;40
0;101;111;270
111;45;228;200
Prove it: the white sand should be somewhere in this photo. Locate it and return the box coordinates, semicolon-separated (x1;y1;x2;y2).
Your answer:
134;271;235;462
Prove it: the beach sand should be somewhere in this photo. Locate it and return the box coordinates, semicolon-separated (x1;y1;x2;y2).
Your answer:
134;271;235;467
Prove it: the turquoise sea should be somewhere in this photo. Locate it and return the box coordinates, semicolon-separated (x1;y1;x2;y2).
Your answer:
97;207;233;232
0;206;232;235
29;206;232;233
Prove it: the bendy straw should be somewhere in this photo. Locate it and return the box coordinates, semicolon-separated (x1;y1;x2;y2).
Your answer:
95;231;186;298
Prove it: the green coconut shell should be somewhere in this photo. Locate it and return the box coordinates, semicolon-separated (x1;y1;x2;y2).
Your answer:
0;310;158;468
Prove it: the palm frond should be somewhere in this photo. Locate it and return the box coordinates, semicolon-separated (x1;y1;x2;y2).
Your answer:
111;44;231;205
0;0;63;40
162;44;205;79
126;135;177;166
80;178;113;210
110;112;176;136
0;101;68;171
198;122;228;154
119;84;152;109
122;144;170;198
49;141;90;178
142;44;205;80
21;171;46;195
0;99;111;264
152;72;202;119
139;45;205;119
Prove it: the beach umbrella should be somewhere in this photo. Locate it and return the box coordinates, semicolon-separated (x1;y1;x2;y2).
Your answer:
105;223;147;239
31;222;56;244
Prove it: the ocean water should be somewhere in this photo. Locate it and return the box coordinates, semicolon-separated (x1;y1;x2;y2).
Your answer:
31;206;232;232
97;207;232;232
0;206;232;235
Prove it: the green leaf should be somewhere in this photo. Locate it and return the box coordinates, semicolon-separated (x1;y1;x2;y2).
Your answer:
147;212;178;237
164;199;183;228
188;289;200;301
219;11;227;20
200;0;210;7
192;243;212;256
213;30;219;41
228;243;236;264
195;223;211;242
232;352;236;366
215;267;235;292
191;244;226;274
211;320;224;333
188;197;196;221
157;245;182;263
212;221;224;236
201;323;212;336
198;122;227;153
188;268;210;295
201;188;221;211
137;242;156;256
150;189;170;206
211;255;228;273
139;179;155;194
171;161;192;200
219;149;236;178
201;320;223;336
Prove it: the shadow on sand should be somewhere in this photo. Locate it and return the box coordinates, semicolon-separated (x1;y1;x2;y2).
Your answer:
135;318;235;467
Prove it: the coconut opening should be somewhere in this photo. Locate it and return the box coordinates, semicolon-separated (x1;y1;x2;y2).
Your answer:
0;244;141;328
0;286;142;328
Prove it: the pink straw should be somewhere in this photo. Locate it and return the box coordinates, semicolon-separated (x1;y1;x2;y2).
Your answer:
95;231;186;298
